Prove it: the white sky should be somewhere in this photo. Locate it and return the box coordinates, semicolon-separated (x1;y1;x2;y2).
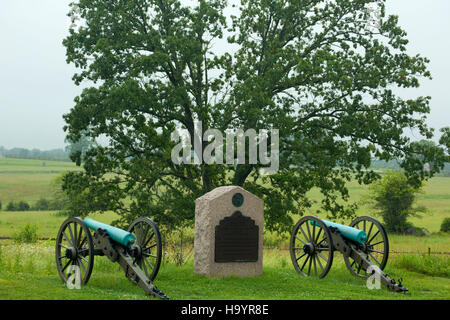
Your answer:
0;0;448;150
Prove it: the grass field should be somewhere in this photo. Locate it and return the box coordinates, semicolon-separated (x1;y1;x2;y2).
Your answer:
0;158;81;204
0;157;449;300
0;241;449;300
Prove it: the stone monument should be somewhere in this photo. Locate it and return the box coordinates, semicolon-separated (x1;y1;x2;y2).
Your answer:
194;186;264;277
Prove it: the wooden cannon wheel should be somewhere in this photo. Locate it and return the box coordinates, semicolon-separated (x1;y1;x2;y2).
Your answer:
55;217;95;286
128;217;163;282
290;216;334;278
343;216;389;278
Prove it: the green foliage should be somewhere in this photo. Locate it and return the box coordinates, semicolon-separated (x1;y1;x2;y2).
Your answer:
33;198;50;211
65;131;96;162
47;172;71;213
391;254;450;278
62;0;448;232
12;224;39;244
31;197;65;211
6;201;16;211
0;200;2;210
366;172;426;233
17;201;30;211
5;201;31;212
0;145;70;161
440;218;450;233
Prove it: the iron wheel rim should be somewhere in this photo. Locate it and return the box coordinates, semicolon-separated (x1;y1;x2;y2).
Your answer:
290;216;334;278
343;216;389;278
128;217;162;281
55;217;94;286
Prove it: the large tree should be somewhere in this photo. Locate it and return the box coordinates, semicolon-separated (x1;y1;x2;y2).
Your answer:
62;0;448;232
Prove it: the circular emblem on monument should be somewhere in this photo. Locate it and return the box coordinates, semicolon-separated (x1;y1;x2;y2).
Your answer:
232;192;244;207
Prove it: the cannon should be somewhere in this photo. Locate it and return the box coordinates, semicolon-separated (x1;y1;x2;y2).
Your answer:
55;216;169;299
289;216;408;293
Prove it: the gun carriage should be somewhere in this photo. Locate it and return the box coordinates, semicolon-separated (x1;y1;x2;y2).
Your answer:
290;216;408;293
55;216;168;299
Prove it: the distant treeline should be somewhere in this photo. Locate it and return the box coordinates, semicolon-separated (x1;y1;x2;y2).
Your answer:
371;159;450;176
0;145;449;175
0;146;70;161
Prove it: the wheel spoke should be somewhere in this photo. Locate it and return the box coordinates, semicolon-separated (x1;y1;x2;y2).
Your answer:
56;218;95;286
67;224;75;247
369;253;381;266
144;257;155;271
300;255;310;272
307;254;313;275
312;223;316;245
370;240;384;247
144;242;157;251
141;224;150;245
77;225;83;248
73;223;78;248
314;228;323;244
366;222;374;241
141;258;149;276
298;225;309;244
135;223;143;244
295;235;307;245
317;252;328;262
77;258;86;276
79;235;88;249
345;217;389;276
62;231;74;247
315;253;324;272
296;252;307;262
139;223;147;245
313;255;318;276
316;237;327;247
59;243;70;250
143;231;155;248
61;259;72;272
126;218;163;282
305;221;313;242
368;230;380;244
78;247;89;254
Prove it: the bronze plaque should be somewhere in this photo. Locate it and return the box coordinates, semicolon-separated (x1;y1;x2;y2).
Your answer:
215;211;259;262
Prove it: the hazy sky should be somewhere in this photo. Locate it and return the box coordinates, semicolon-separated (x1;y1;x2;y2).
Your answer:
0;0;449;150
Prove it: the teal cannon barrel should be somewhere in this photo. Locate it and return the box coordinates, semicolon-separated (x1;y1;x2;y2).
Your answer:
311;219;367;244
84;218;136;248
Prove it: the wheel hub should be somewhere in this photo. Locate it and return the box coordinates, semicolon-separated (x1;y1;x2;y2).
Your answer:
303;243;315;255
65;247;78;260
359;242;373;253
129;244;142;258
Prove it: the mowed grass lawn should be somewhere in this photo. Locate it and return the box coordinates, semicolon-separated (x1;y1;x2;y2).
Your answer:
0;241;449;300
0;157;449;300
